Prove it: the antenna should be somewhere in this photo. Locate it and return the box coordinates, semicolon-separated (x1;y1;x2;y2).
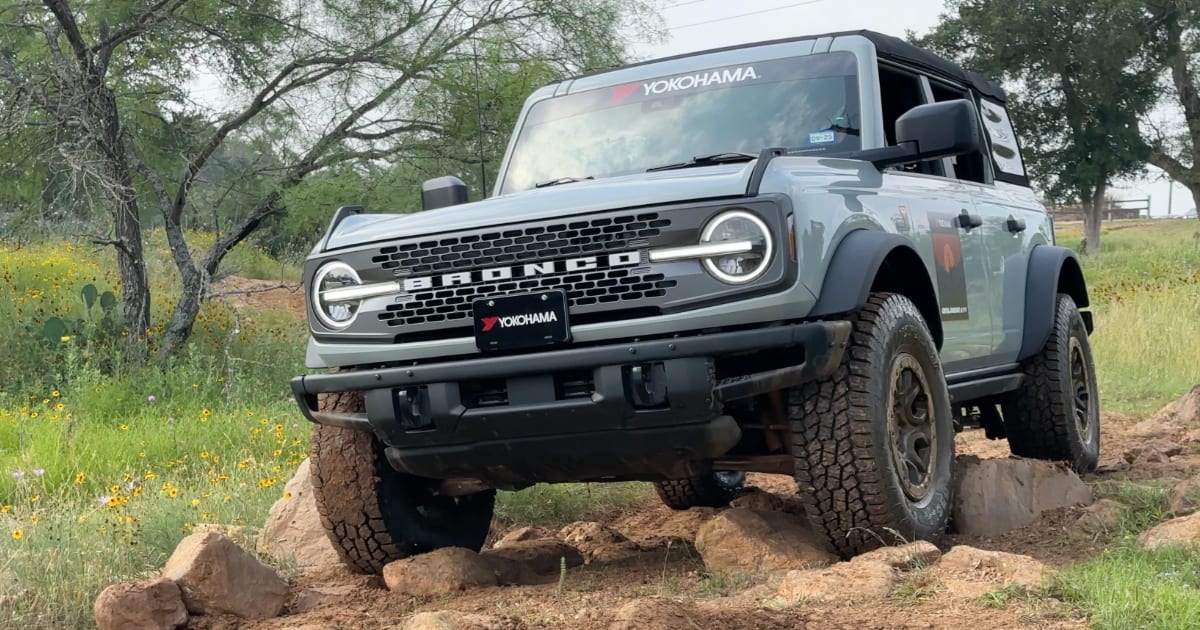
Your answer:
470;34;488;197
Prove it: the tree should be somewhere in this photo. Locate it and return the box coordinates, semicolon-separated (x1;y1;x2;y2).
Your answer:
0;0;661;362
1142;1;1200;218
916;0;1160;254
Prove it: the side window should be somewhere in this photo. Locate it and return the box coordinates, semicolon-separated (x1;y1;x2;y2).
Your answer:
929;81;991;184
878;65;943;177
977;98;1028;185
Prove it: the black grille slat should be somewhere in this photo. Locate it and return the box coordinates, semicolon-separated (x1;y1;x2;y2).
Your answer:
373;212;675;329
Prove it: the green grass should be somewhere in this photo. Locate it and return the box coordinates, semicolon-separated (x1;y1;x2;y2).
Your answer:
1055;220;1200;415
494;482;652;528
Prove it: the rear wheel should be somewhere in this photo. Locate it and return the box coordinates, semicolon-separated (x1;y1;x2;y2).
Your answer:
653;471;746;509
789;292;955;558
1002;293;1100;473
309;390;496;574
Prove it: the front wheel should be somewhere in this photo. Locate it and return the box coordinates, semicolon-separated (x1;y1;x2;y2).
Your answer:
309;391;496;574
1001;293;1100;473
789;292;956;558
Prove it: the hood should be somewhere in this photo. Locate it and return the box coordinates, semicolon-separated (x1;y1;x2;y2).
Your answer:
321;163;756;251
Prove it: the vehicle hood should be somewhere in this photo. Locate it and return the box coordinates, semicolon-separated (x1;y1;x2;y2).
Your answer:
321;164;757;251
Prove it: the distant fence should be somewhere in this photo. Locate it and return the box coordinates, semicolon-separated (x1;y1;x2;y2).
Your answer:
1049;197;1149;222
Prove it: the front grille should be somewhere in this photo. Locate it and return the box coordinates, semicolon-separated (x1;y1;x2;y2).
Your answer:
371;213;670;274
373;212;679;329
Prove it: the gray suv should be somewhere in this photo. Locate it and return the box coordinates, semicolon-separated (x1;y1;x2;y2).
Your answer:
290;30;1099;573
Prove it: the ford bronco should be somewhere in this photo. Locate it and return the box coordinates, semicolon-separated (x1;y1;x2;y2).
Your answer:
289;30;1100;573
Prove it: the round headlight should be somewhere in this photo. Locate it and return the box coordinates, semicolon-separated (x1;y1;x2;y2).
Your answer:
312;262;361;329
700;210;773;284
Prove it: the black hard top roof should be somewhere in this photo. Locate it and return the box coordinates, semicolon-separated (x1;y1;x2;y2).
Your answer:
568;29;1007;104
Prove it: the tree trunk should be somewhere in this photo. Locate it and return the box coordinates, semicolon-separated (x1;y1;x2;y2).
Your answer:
111;181;151;340
1190;185;1200;221
1082;184;1105;256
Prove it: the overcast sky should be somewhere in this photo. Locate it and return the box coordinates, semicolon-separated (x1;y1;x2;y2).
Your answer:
626;0;1185;216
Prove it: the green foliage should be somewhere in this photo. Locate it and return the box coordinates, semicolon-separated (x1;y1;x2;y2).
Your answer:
1056;545;1200;629
493;482;651;528
914;1;1158;211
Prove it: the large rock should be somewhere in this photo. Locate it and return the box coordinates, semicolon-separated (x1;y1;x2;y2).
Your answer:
480;539;583;578
559;521;639;563
1169;476;1200;515
93;578;188;630
1123;442;1184;465
161;531;289;619
694;509;835;574
257;459;342;569
383;547;502;596
851;541;942;569
935;545;1050;588
1138;512;1200;550
953;456;1093;536
1152;385;1200;426
491;526;552;549
775;560;897;605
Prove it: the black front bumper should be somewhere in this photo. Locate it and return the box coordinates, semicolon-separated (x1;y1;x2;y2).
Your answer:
290;321;850;485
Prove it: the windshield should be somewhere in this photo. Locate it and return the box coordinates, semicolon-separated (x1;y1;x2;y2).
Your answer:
499;51;862;194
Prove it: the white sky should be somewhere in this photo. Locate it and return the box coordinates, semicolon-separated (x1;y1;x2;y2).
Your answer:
626;0;1188;216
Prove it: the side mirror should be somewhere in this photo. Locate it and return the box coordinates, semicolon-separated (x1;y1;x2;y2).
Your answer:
421;176;469;211
853;98;982;169
895;98;981;161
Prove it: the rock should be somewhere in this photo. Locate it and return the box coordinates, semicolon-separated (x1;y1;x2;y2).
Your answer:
257;459;343;569
290;585;355;614
608;598;699;630
953;456;1093;536
559;521;638;563
1074;499;1126;534
1152;385;1200;426
1123;442;1184;465
491;526;551;549
774;560;897;604
382;547;501;596
851;541;942;569
1137;512;1200;550
93;578;188;630
936;546;1050;589
480;539;583;579
1129;418;1183;440
161;530;289;619
694;509;835;574
1169;476;1200;515
401;611;498;630
729;489;785;512
1187;429;1200;444
191;523;260;550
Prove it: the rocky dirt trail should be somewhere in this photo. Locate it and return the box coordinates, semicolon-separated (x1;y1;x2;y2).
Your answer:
103;282;1200;630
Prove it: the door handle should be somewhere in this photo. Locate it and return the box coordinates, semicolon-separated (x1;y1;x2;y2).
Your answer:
957;210;983;230
1005;216;1027;233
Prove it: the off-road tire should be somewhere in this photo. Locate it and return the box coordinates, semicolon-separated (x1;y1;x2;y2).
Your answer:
309;390;496;574
653;471;746;509
789;292;955;558
1001;293;1100;473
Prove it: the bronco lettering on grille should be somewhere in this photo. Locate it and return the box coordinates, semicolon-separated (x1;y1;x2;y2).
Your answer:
397;251;642;293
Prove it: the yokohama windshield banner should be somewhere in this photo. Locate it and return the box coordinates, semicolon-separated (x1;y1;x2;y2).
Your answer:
525;52;858;126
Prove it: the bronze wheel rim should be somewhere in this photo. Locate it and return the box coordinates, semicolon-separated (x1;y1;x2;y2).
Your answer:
888;353;937;502
1069;336;1093;439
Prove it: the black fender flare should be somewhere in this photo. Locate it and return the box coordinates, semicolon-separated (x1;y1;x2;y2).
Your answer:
809;229;943;348
1017;244;1092;361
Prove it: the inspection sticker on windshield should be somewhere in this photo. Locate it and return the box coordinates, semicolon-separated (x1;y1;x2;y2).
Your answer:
809;130;837;144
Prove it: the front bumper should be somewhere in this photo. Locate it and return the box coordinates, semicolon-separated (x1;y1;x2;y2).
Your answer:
290;320;850;485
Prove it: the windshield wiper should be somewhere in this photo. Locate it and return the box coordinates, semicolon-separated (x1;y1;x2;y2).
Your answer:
535;176;594;188
645;152;759;172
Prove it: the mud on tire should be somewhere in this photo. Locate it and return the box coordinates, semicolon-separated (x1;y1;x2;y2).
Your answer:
789;292;955;558
309;390;496;574
653;471;746;510
1002;293;1100;473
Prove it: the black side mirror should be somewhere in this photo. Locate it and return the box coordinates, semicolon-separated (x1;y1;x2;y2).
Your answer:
421;176;469;211
852;98;982;169
895;98;981;161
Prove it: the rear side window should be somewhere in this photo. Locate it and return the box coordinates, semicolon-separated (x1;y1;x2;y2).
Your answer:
977;98;1028;184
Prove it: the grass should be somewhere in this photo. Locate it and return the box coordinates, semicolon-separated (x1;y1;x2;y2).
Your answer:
1057;220;1200;415
0;218;1197;627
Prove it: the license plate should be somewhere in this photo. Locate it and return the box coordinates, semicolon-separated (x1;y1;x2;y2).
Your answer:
473;290;570;352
